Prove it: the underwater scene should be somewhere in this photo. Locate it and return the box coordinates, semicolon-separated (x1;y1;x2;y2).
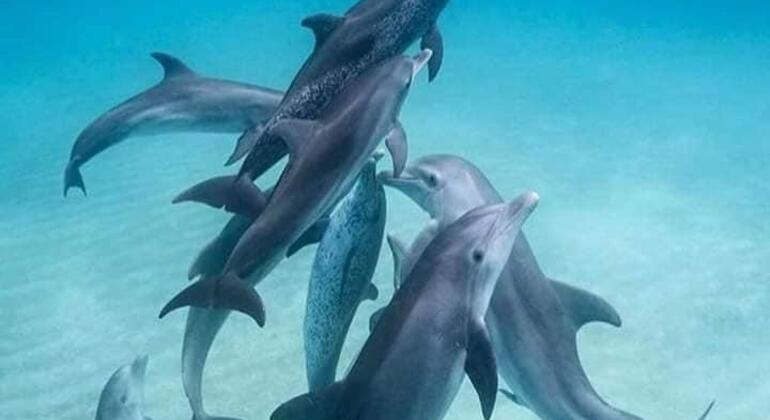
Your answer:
1;0;769;419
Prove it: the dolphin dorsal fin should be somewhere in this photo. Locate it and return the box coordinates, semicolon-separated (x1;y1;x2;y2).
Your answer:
386;234;409;289
150;52;195;80
302;13;344;48
551;280;622;329
269;118;320;158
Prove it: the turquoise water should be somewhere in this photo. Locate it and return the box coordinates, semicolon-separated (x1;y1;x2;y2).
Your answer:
2;1;769;419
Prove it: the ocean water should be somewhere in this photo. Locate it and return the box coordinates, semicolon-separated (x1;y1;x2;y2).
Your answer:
1;1;769;419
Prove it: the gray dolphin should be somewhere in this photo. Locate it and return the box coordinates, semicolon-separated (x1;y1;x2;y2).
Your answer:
271;194;540;420
380;154;714;420
231;0;449;180
303;154;386;392
159;50;432;323
95;355;152;420
64;52;283;196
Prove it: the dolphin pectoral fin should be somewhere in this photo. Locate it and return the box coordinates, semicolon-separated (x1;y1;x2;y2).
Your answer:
189;215;252;280
63;159;86;197
286;218;331;257
150;52;196;80
269;118;320;158
385;122;408;178
363;283;379;301
228;124;265;166
697;400;716;420
465;320;498;420
173;175;267;219
271;382;344;420
551;279;622;329
302;13;344;48
159;274;266;327
386;234;408;289
421;24;444;82
499;389;527;407
369;307;386;332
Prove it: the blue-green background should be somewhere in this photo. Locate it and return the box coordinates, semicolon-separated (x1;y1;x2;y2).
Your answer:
1;1;769;418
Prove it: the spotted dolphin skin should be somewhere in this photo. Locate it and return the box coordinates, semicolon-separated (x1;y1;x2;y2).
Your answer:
233;0;449;179
94;355;151;420
303;155;386;392
64;52;283;196
379;154;715;420
160;50;432;324
271;194;540;420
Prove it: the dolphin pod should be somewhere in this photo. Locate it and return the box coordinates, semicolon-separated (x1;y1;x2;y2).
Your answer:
379;154;715;420
232;0;449;180
64;53;283;196
159;50;432;324
272;194;540;420
72;1;717;419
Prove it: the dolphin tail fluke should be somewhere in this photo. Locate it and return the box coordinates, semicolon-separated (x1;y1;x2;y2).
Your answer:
63;159;86;197
271;382;344;420
159;274;265;327
696;400;715;420
173;175;267;219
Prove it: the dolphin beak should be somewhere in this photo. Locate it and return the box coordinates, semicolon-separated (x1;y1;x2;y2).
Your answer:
504;192;540;231
412;49;433;79
377;169;431;210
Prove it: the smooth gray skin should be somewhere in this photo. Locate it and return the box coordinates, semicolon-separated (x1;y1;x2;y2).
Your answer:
161;50;430;327
235;0;448;180
379;154;645;420
95;355;151;420
64;52;283;196
304;156;386;392
271;195;540;420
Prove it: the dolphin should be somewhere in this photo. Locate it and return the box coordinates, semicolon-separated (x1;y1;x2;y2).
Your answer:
159;50;432;324
302;154;386;392
379;154;714;420
64;52;283;196
94;355;152;420
231;0;449;180
271;194;540;420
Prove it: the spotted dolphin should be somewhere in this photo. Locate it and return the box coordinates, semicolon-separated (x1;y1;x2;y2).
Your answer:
231;0;449;180
271;194;540;420
64;52;282;196
302;154;386;392
94;355;151;420
379;154;714;420
160;50;432;324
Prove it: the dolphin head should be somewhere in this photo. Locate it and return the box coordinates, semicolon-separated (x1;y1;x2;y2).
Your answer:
379;154;500;224
435;192;539;318
348;49;433;128
95;355;149;420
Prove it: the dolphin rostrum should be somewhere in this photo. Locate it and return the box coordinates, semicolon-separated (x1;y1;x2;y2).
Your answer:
94;355;151;420
64;52;283;196
379;154;714;420
303;154;386;392
231;0;449;180
271;194;540;420
159;50;432;324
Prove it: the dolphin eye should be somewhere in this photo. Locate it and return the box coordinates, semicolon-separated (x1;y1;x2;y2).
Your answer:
472;250;484;263
425;173;438;187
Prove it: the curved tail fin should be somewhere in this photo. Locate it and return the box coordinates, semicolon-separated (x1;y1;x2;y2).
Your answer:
159;274;265;327
173;176;267;218
63;159;86;197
